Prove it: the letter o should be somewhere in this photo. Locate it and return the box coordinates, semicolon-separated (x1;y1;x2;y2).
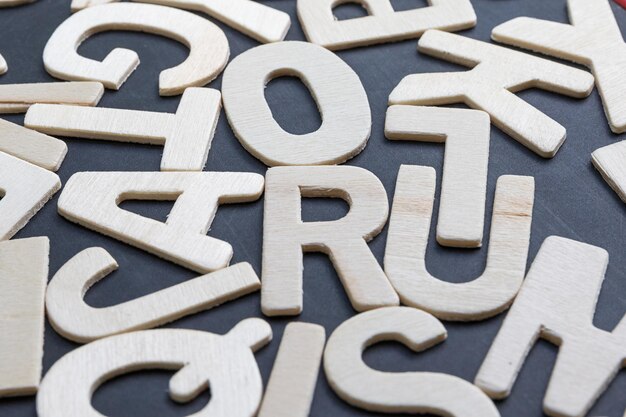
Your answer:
222;41;371;166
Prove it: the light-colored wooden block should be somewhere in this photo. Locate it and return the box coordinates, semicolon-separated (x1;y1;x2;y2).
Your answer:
261;166;399;316
222;41;370;166
384;165;534;321
0;118;67;171
0;81;103;113
70;0;291;44
37;319;272;417
0;152;61;240
475;236;626;417
297;0;476;51
57;171;264;273
324;307;500;416
46;247;261;343
258;322;325;417
592;140;626;203
43;3;229;96
0;237;48;397
25;87;220;171
389;30;595;158
385;105;490;248
492;0;626;133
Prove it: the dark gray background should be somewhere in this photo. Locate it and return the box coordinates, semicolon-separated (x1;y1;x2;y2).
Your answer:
1;0;625;416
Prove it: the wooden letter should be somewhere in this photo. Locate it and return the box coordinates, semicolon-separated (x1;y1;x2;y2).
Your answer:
389;30;595;158
0;152;61;240
492;0;626;133
385;105;490;248
0;81;103;113
46;247;261;343
0;119;67;171
37;320;272;417
592;140;626;203
261;166;399;316
0;237;48;397
385;165;534;321
324;307;500;416
297;0;476;51
476;236;626;417
25;87;221;171
57;171;264;272
222;41;371;166
43;3;229;95
258;322;326;417
70;0;291;44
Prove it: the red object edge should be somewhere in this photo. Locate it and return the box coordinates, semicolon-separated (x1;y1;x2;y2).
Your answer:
616;0;626;9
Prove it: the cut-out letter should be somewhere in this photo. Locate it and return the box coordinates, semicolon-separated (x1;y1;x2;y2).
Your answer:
258;322;326;417
46;247;261;343
37;320;272;417
324;307;500;416
297;0;476;51
0;81;103;113
492;0;626;133
384;165;534;321
261;165;399;316
57;171;264;272
592;140;626;203
43;3;229;95
0;237;48;397
0;118;67;171
70;0;291;44
25;87;220;171
222;41;371;166
0;152;61;240
476;236;626;417
389;30;595;158
385;105;490;247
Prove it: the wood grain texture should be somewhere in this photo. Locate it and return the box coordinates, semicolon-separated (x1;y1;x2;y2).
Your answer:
261;166;399;316
46;247;261;343
297;0;476;51
43;3;229;95
475;236;626;417
25;87;221;171
389;29;595;158
492;0;626;133
385;105;490;248
222;41;370;166
592;140;626;203
57;171;264;272
0;81;103;113
37;320;273;417
323;307;500;416
0;118;67;171
0;237;48;397
258;322;326;417
0;151;61;240
384;166;534;321
70;0;291;43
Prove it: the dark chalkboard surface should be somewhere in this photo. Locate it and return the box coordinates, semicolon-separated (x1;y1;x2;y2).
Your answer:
0;0;625;416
